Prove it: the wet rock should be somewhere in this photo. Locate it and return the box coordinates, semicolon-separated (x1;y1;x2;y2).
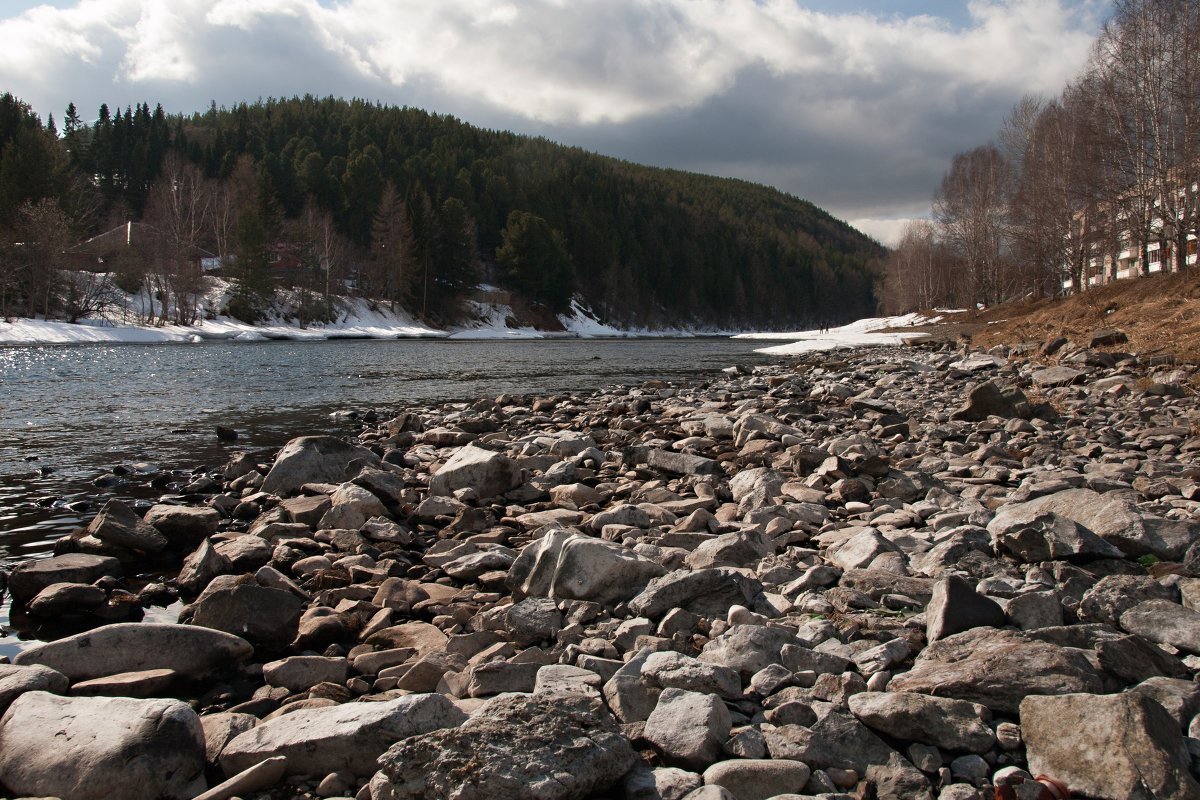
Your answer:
27;581;107;615
848;692;995;753
0;691;206;800
14;622;252;681
9;552;121;605
221;692;467;778
429;443;521;499
887;628;1103;714
83;498;168;554
144;503;221;545
260;435;381;497
1021;691;1200;800
371;692;637;800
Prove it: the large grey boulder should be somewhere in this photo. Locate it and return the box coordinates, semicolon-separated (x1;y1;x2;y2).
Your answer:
0;691;206;800
684;530;774;570
1021;692;1200;800
848;691;995;753
950;380;1029;421
887;628;1103;714
84;498;168;554
220;693;467;778
429;443;521;499
0;663;68;715
987;506;1123;562
643;688;731;770
190;583;305;650
508;529;666;606
1120;599;1200;655
629;569;763;620
642;651;742;699
1080;575;1176;626
370;692;637;800
14;622;252;681
262;655;348;692
261;435;381;496
1017;488;1189;559
8;553;122;605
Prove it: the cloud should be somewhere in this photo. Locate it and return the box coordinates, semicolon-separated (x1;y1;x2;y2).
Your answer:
0;0;1107;225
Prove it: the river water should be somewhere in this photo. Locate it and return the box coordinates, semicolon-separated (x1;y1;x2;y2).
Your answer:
0;337;774;568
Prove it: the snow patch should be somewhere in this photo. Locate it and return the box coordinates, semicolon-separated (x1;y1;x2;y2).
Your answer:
733;313;935;355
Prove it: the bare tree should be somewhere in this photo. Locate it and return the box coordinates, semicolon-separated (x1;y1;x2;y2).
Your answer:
879;220;957;313
933;145;1015;309
144;154;212;325
11;198;70;318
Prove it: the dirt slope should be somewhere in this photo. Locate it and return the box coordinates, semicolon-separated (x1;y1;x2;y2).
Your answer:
897;269;1200;363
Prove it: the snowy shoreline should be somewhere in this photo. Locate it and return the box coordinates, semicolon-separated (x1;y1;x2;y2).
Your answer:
0;302;937;350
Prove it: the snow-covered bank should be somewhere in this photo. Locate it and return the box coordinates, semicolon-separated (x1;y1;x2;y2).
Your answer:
733;312;939;355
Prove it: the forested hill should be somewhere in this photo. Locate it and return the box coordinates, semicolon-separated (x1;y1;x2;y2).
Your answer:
1;93;883;328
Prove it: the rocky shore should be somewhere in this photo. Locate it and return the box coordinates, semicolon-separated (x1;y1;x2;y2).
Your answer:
3;332;1200;800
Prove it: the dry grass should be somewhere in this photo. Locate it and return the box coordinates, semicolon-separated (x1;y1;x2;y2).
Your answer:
900;269;1200;363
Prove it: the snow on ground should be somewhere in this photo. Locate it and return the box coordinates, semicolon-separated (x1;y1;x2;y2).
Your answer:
733;313;936;355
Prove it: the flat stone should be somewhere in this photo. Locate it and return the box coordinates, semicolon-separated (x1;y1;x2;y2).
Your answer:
372;692;637;800
887;628;1103;714
701;759;811;800
221;693;467;778
848;691;995;753
14;622;253;681
1021;692;1200;800
70;668;179;697
8;553;122;605
1120;600;1200;655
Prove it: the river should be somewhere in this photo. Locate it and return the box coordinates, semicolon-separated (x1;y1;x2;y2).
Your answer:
0;337;775;568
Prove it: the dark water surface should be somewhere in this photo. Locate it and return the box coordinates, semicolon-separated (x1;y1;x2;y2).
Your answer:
0;337;773;567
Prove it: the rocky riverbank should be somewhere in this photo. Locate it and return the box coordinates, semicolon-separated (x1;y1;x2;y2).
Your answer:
3;333;1200;800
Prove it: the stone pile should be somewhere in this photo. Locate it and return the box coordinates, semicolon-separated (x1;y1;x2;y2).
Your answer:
4;336;1200;800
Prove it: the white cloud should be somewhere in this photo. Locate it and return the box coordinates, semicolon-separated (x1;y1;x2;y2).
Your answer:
0;0;1107;222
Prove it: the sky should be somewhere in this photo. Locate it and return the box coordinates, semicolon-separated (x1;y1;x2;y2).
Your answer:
0;0;1111;245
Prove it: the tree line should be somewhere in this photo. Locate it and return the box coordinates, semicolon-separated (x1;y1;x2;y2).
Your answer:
880;0;1200;314
0;93;884;328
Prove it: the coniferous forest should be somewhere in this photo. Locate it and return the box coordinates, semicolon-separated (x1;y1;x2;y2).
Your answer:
0;93;884;329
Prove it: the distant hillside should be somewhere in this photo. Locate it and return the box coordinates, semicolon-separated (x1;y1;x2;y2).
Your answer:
1;93;884;328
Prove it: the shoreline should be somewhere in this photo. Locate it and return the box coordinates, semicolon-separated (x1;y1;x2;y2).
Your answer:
2;336;1198;799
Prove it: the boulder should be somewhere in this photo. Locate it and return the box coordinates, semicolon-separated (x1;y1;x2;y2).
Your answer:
83;498;168;554
14;622;252;681
176;539;232;594
987;506;1123;562
260;435;381;496
950;380;1029;421
371;692;637;800
644;448;722;477
1031;366;1084;387
1021;692;1200;800
27;581;106;615
144;504;220;545
1016;488;1186;559
642;651;742;699
429;444;521;499
221;693;466;778
629;569;763;620
925;574;1006;642
508;530;666;606
1080;575;1175;626
0;691;206;800
1120;599;1200;655
262;655;348;693
699;624;799;680
701;760;811;800
8;552;121;605
644;688;731;770
887;628;1103;714
684;530;774;571
0;663;68;715
848;692;995;753
190;583;305;650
